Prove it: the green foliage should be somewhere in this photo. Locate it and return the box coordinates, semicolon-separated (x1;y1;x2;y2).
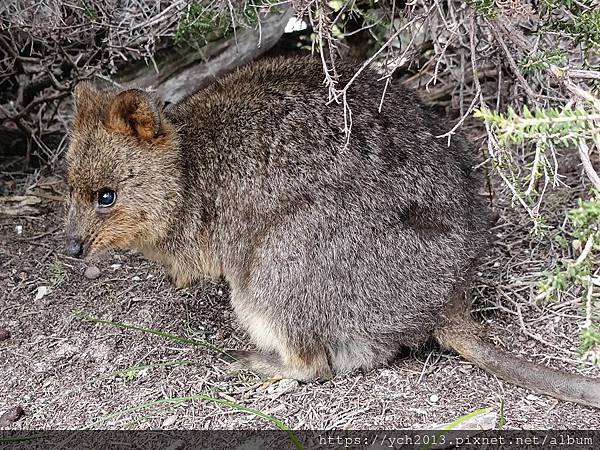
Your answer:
536;194;599;359
477;94;600;364
581;325;600;365
241;0;281;26
242;2;261;25
175;3;229;47
469;0;499;18
543;3;600;49
474;105;597;147
538;259;593;302
81;0;98;20
498;401;506;431
539;0;598;13
475;104;599;238
175;0;281;47
520;50;567;76
564;9;600;49
569;195;600;240
175;0;277;47
50;259;67;288
357;8;393;44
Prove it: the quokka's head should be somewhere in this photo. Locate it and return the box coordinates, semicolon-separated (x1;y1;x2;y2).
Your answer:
64;82;181;259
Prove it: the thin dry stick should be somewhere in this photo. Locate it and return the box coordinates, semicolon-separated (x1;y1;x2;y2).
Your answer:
331;5;435;102
573;233;596;267
569;69;600;80
328;5;435;140
513;302;579;356
486;18;540;103
578;140;600;192
583;280;594;330
552;66;600;192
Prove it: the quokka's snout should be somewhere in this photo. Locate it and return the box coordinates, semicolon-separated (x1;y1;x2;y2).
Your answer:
64;236;85;258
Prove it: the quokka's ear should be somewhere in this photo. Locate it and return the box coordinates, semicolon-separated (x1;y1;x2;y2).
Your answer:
105;89;162;141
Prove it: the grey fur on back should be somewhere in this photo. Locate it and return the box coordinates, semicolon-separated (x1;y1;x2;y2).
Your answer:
162;56;489;376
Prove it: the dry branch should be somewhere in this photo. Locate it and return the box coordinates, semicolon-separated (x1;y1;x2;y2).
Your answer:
135;7;294;103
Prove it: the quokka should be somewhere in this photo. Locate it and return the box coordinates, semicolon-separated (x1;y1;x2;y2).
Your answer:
65;56;600;408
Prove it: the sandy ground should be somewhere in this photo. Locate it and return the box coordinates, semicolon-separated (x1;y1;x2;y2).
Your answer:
1;171;599;432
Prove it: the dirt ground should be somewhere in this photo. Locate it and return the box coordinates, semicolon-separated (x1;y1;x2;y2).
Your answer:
1;163;599;431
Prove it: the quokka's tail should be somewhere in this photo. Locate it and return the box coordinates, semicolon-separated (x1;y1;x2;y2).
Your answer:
435;301;600;409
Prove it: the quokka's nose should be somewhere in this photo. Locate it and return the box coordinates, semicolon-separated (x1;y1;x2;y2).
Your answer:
65;237;84;258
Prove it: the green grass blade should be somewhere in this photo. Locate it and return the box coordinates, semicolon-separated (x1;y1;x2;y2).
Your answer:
498;400;506;430
76;313;232;358
440;407;494;431
86;394;303;450
420;407;494;450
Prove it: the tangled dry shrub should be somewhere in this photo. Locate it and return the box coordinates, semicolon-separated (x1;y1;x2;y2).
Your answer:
0;0;281;166
1;0;173;164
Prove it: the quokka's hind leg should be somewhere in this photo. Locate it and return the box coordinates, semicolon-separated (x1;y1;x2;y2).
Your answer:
228;345;333;381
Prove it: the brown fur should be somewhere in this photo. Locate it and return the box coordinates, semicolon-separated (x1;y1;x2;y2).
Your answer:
105;89;162;140
65;56;600;407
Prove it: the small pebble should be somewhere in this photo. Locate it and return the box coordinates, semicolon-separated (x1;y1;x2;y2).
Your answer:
84;265;101;280
162;415;178;428
0;406;25;426
0;329;10;341
429;394;439;403
34;286;49;301
278;378;299;394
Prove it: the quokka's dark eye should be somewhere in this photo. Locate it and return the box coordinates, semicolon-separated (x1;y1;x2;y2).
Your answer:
97;189;117;208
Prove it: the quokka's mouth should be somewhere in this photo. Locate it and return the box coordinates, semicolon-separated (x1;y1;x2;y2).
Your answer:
81;242;93;259
83;240;106;259
84;239;117;260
